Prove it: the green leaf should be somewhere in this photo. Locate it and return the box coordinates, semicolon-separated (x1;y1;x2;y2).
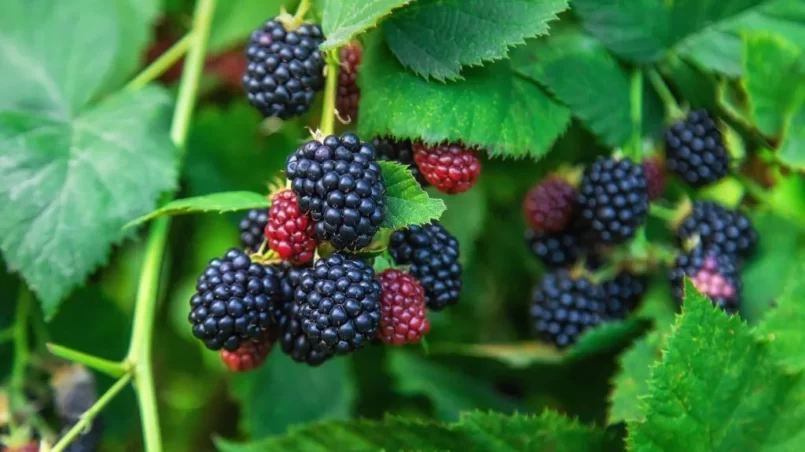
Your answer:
382;0;568;81
628;280;805;451
358;38;571;159
0;87;177;318
743;33;805;138
320;0;413;50
209;0;296;52
608;332;663;424
778;106;805;170
388;351;522;420
513;30;663;148
232;352;356;437
126;191;271;228
755;261;805;372
379;161;445;229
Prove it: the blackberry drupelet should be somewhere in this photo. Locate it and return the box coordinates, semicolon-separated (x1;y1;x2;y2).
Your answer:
188;249;282;351
525;228;582;269
336;41;362;122
664;109;730;187
266;189;317;264
389;221;462;310
530;271;607;348
239;208;268;252
602;273;648;319
372;136;428;187
413;141;481;194
294;254;382;355
242;19;325;119
274;265;332;365
523;175;577;232
286;133;386;251
577;157;649;245
376;269;431;345
642;156;666;201
677;200;758;259
670;246;742;314
220;331;274;372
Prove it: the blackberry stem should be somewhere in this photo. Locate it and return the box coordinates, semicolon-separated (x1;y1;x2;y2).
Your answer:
7;285;31;435
291;0;312;28
649;203;676;223
647;67;684;121
627;69;643;161
46;343;127;378
126;32;194;91
320;49;340;136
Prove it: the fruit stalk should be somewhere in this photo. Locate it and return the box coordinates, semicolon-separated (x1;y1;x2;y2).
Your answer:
647;67;684;120
126;32;194;91
320;49;340;136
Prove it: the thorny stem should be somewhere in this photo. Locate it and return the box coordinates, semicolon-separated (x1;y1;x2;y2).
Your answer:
627;69;643;161
320;50;340;136
647;67;684;120
126;32;194;91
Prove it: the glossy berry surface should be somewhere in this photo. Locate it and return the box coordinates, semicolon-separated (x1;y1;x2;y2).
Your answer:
376;269;431;345
664;109;730;187
266;189;317;264
525;227;582;269
273;265;332;366
670;246;742;314
413;142;481;194
239;208;268;253
531;271;607;348
220;332;273;372
372;136;428;186
603;273;647;319
677;201;758;259
336;41;362;122
523;175;576;232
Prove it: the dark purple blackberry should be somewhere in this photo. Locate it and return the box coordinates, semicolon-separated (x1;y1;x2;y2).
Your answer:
238;208;268;252
670;246;741;314
677;201;757;259
294;254;382;355
242;19;325;119
372;137;428;187
273;265;332;365
576;157;649;245
389;221;462;311
602;273;647;319
286;133;386;251
188;249;282;351
525;228;581;269
530;271;606;348
664;109;730;187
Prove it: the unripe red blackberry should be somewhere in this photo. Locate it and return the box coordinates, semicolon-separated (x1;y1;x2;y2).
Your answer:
577;157;649;245
286;133;386;251
372;136;428;187
266;189;317;264
376;269;431;345
531;271;607;348
336;41;362;122
239;208;268;252
523;175;576;232
670;246;741;314
220;332;274;372
243;19;325;119
664;109;730;187
413;142;481;194
642;156;666;201
677;201;758;259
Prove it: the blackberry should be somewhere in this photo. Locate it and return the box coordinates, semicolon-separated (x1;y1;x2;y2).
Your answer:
336;41;362;122
670;246;741;314
642;156;666;201
188;249;282;351
266;189;317;264
286;133;386;251
243;19;325;119
577;157;649;245
274;265;332;365
294;254;382;355
664;109;730;187
602;273;647;319
220;331;274;372
677;201;757;259
389;221;462;310
530;271;606;348
239;208;268;252
523;175;577;232
372;136;428;187
377;269;431;345
525;228;582;269
413;141;481;194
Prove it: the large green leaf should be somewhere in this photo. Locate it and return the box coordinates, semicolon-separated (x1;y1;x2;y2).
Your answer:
628;280;805;450
0;87;177;318
755;261;805;373
320;0;413;50
358;38;571;159
608;332;663;425
382;0;568;81
126;191;271;228
778;107;805;170
379;161;446;229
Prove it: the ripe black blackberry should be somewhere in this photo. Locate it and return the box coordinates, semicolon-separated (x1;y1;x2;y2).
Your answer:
243;19;325;119
577;157;649;245
389;221;462;310
274;265;332;365
664;109;730;187
677;200;758;259
670;246;742;314
602;273;647;319
530;271;606;348
525;228;582;269
286;133;386;251
238;208;268;252
372;136;428;187
188;249;282;351
294;254;382;356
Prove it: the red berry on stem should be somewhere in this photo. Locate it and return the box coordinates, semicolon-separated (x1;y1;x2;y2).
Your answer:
220;332;273;372
522;175;576;232
266;189;317;265
413;142;481;194
337;41;362;122
642;156;666;201
377;269;431;345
